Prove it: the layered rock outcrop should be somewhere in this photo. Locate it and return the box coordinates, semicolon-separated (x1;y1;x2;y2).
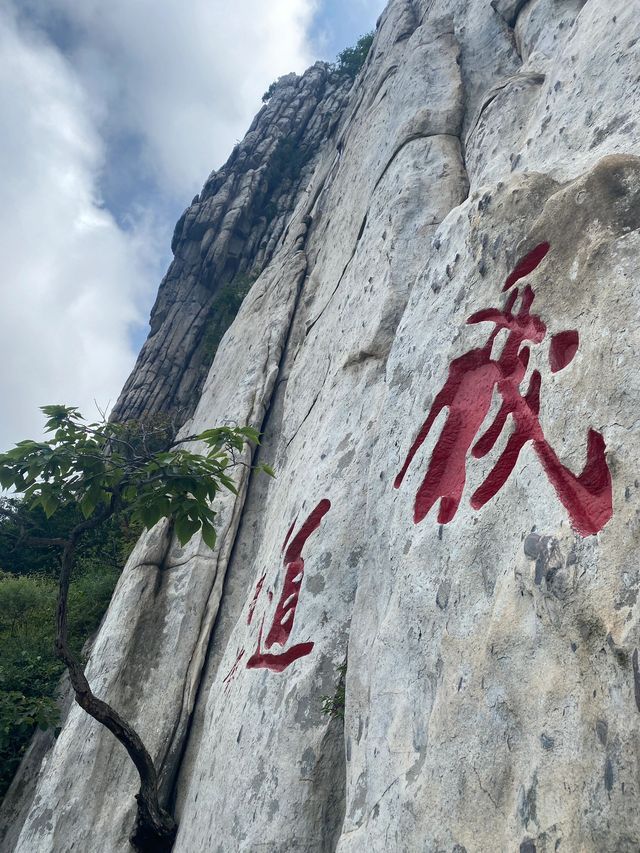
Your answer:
6;1;640;851
112;62;351;424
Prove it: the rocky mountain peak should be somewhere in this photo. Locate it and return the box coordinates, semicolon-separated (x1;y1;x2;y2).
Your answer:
111;60;353;426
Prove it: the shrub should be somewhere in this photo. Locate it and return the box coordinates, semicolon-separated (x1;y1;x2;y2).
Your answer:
0;530;125;799
263;137;312;197
262;80;279;103
321;661;347;720
201;272;258;363
0;691;59;793
334;32;374;79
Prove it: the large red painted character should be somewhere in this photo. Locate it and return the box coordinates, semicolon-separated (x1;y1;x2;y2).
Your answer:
245;499;331;673
395;243;613;537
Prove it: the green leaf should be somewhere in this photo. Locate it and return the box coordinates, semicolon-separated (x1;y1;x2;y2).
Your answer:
174;515;200;546
0;469;16;489
200;521;217;550
41;492;59;519
5;446;29;460
217;473;237;495
139;503;163;531
237;426;261;444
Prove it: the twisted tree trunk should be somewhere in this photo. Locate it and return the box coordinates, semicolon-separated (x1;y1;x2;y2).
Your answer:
54;520;177;851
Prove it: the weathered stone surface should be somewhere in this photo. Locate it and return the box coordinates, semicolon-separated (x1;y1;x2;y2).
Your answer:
340;154;640;852
6;1;640;851
111;63;351;426
10;238;310;851
0;672;75;853
491;0;530;27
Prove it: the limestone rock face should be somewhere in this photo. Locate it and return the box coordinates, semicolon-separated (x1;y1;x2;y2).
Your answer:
111;63;351;425
6;1;640;851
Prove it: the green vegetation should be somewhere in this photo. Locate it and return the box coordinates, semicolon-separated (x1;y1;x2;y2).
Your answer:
262;78;280;103
0;498;139;579
0;521;133;799
334;31;374;79
254;135;314;228
0;406;270;850
263;137;313;200
0;498;141;798
258;31;374;234
321;661;347;720
201;272;257;363
0;569;61;798
261;30;374;105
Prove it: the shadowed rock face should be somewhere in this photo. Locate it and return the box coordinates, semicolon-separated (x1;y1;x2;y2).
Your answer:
111;62;352;426
6;1;640;851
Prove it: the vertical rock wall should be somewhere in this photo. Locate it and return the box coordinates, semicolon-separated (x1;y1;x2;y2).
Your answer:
111;63;351;425
7;1;640;851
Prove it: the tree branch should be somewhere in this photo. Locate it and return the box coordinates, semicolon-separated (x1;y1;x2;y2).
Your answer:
53;497;176;850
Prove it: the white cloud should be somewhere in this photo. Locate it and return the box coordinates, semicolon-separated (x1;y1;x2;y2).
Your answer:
0;0;317;451
21;0;317;196
0;7;156;450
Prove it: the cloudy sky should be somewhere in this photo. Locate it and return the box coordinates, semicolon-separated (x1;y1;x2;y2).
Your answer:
0;0;385;451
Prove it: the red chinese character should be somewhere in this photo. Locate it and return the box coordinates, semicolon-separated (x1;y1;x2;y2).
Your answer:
395;243;612;537
246;499;331;673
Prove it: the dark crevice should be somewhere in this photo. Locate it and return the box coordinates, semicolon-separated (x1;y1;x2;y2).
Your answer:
464;72;546;150
285;358;331;450
163;141;340;808
373;133;431;194
311;714;347;852
305;252;357;338
372;131;460;198
342;348;383;369
306;125;467;344
488;1;526;64
367;65;398;108
490;0;530;29
356;213;368;242
305;212;367;338
165;240;318;813
395;0;421;43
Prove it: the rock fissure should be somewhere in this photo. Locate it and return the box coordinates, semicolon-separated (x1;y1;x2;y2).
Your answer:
285;358;331;451
166;242;314;810
490;0;531;30
304;235;364;338
465;71;546;150
7;2;640;851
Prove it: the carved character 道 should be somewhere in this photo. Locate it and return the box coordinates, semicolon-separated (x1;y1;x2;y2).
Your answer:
245;499;331;673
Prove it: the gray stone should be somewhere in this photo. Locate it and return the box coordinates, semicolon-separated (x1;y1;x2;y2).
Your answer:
111;63;352;426
7;1;640;851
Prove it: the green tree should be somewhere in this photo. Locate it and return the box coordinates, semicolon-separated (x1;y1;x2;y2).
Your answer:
0;406;271;850
261;79;279;103
0;497;140;578
334;32;374;79
0;571;62;794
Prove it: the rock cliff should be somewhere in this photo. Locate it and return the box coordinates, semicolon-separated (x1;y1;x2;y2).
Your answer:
111;62;351;425
5;1;640;851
